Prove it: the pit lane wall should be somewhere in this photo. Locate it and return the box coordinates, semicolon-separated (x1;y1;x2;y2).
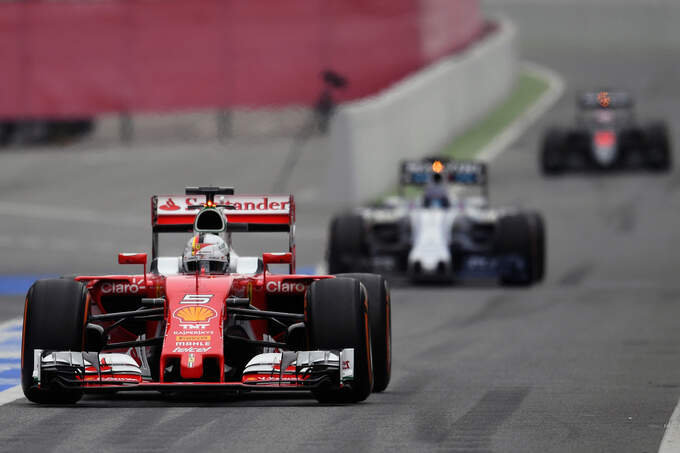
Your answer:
327;19;517;205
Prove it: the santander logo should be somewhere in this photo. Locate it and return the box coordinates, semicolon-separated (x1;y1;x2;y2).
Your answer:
157;195;290;214
159;198;181;211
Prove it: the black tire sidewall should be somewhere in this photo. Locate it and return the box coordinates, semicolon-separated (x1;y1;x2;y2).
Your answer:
496;214;533;286
541;129;566;174
334;273;391;393
645;122;672;171
22;279;89;403
525;212;546;282
328;214;365;274
306;278;373;402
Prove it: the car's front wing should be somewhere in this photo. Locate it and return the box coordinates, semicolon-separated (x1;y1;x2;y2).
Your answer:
31;348;355;394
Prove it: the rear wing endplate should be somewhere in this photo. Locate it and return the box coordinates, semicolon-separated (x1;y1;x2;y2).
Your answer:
578;91;633;109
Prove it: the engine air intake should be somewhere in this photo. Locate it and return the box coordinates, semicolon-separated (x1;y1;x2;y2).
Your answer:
194;209;226;233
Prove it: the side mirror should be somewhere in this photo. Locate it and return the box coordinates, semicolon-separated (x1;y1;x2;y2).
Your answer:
118;253;147;265
262;253;293;279
118;253;147;285
262;252;293;267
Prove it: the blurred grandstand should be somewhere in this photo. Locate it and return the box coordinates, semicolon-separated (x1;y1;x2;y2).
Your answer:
0;0;485;146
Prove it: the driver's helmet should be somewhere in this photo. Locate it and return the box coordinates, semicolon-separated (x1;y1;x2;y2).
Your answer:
423;173;450;208
182;233;230;273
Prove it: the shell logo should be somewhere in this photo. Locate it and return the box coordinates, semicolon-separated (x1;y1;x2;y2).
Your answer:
173;305;217;323
598;91;611;108
432;160;444;174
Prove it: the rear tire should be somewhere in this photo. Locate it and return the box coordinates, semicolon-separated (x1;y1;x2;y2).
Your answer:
306;278;373;403
645;122;672;171
21;279;89;404
327;214;365;274
541;129;567;175
334;273;391;393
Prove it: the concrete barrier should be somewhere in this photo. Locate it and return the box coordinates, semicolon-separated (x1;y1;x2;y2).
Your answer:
327;19;518;205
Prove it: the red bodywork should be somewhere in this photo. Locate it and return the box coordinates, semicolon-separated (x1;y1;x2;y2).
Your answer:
594;130;617;148
75;271;328;388
66;192;334;390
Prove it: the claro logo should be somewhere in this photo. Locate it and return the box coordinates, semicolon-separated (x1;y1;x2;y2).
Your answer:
265;281;307;293
101;278;146;294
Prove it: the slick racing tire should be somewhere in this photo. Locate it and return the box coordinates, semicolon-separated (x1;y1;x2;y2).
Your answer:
645;122;672;171
540;129;567;175
21;279;89;404
496;214;534;286
525;211;546;282
334;273;391;393
327;214;365;274
306;278;373;403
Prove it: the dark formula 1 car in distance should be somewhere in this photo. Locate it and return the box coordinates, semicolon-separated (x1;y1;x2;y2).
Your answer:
328;159;545;286
541;90;672;173
22;186;391;404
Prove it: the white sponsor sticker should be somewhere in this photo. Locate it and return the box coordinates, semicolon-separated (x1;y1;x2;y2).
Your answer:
172;347;211;353
340;348;354;382
265;280;307;293
101;277;146;294
180;294;213;304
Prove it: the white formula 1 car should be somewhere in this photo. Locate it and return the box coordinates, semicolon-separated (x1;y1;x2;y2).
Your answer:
327;159;545;285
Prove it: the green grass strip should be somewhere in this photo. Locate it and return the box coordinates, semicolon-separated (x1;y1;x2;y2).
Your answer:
443;71;549;159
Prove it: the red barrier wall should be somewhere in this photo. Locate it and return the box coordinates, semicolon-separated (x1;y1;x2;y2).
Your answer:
0;0;483;118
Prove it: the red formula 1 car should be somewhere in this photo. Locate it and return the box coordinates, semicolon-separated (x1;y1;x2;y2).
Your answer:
21;186;391;404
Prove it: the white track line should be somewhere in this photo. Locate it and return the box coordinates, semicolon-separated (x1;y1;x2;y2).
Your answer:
0;386;23;406
0;318;22;331
476;61;565;162
659;399;680;452
0;319;23;405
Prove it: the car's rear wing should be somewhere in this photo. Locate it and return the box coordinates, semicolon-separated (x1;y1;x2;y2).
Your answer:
150;187;296;271
399;158;488;197
578;91;633;109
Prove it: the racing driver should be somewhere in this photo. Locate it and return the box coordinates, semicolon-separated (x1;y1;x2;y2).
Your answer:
182;233;231;273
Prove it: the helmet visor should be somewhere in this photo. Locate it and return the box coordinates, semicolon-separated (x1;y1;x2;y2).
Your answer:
184;257;229;274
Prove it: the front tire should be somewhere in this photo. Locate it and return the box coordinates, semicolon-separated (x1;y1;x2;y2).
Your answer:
525;211;546;282
306;278;373;403
334;273;391;393
21;279;89;404
496;214;533;286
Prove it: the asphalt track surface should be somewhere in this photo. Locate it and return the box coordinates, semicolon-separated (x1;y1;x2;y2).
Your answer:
1;1;680;451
